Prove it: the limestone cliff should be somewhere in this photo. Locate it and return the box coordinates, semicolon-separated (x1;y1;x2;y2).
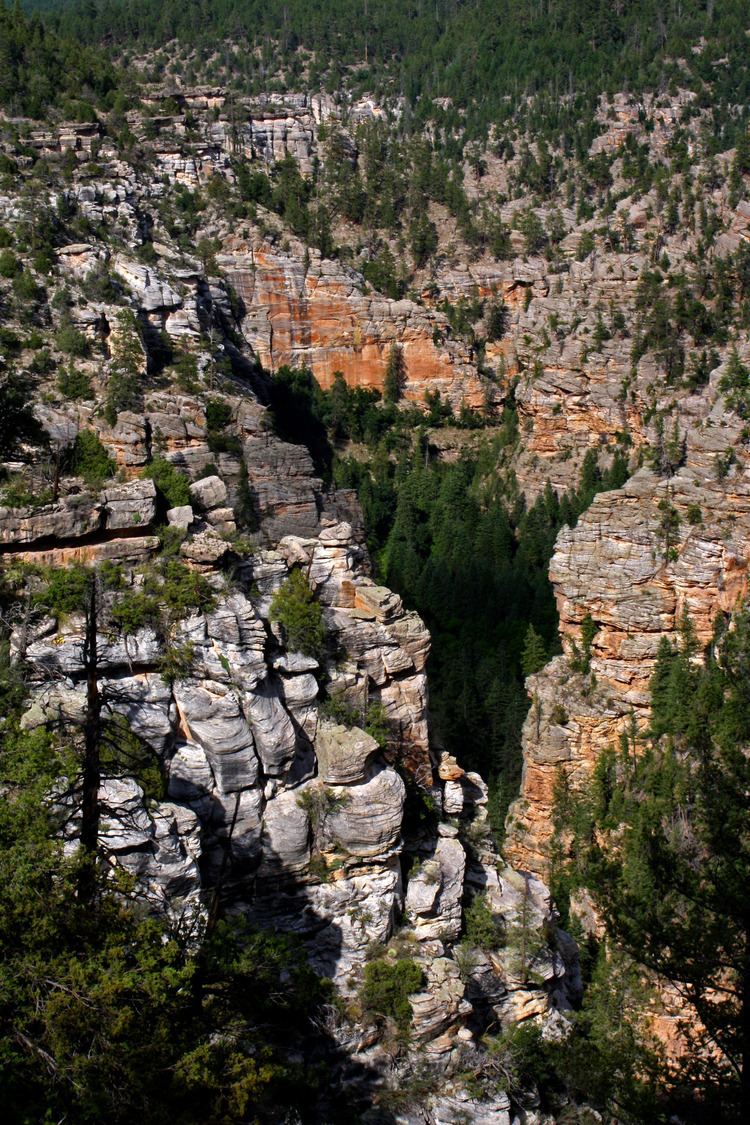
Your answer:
506;367;750;876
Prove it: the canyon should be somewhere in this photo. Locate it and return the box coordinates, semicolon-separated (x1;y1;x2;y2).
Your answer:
2;33;749;1117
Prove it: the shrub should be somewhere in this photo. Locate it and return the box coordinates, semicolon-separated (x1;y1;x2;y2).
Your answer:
0;249;19;277
205;397;241;454
71;429;115;488
269;569;326;659
105;310;143;423
0;477;52;509
12;270;42;304
141;457;190;509
172;350;200;391
156;640;195;685
157;525;187;558
486;299;508;342
109;590;160;634
360;958;424;1031
154;559;215;617
205;398;233;432
55;319;90;358
296;785;348;832
33;565;90;617
463;893;503;950
718;348;750;418
0;326;21;355
29;348;54;375
57;365;93;400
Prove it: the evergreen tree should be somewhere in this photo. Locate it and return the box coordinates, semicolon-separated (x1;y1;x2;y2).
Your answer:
559;606;750;1121
383;342;405;403
521;624;547;677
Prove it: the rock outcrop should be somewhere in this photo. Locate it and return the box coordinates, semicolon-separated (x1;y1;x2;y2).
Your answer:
220;232;492;410
506;364;750;876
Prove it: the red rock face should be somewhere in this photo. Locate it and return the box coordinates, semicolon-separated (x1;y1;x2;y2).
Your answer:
219;235;491;410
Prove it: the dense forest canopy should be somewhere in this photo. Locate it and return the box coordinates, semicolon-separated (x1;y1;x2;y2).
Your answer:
12;1;750;135
0;2;122;118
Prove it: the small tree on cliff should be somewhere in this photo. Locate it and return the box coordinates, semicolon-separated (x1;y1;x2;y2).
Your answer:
521;624;547;677
270;568;326;660
383;342;405;404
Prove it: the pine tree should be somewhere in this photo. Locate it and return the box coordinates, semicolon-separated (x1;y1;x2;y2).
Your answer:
383;342;405;403
521;624;547;677
561;605;750;1120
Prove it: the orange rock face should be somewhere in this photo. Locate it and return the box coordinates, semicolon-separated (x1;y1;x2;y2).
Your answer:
219;234;492;411
505;393;750;878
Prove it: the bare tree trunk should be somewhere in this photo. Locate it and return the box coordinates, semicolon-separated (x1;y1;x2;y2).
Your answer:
77;573;101;902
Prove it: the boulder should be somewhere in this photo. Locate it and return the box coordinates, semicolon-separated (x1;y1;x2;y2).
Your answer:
314;720;379;785
189;474;228;511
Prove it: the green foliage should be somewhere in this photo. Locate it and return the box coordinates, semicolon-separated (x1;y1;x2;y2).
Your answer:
109;560;214;636
485;299;508;342
105;310;143;425
515;207;547;255
521;623;547;677
0;371;47;459
33;564;91;617
155;639;195;686
0;723;332;1125
555;604;750;1120
320;696;390;750
718;348;750;418
360;957;423;1032
141;457;190;510
57;363;93;400
108;589;160;634
383;342;406;404
570;613;597;674
517;951;665;1121
156;559;215;617
205;397;241;454
171;349;200;391
0;475;52;509
71;429;115;488
269;568;326;660
0;2;121;118
296;784;347;833
0;247;18;277
46;1;750;157
55;317;91;358
463;893;503;950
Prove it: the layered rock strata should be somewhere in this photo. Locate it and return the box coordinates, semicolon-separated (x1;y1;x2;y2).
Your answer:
506;364;750;876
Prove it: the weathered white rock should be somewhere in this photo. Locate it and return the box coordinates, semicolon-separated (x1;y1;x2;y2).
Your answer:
314;720;379;785
167;504;194;528
406;836;466;942
173;681;259;792
242;679;298;774
327;766;405;858
258;787;310;874
189;474;229;511
102;478;157;529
